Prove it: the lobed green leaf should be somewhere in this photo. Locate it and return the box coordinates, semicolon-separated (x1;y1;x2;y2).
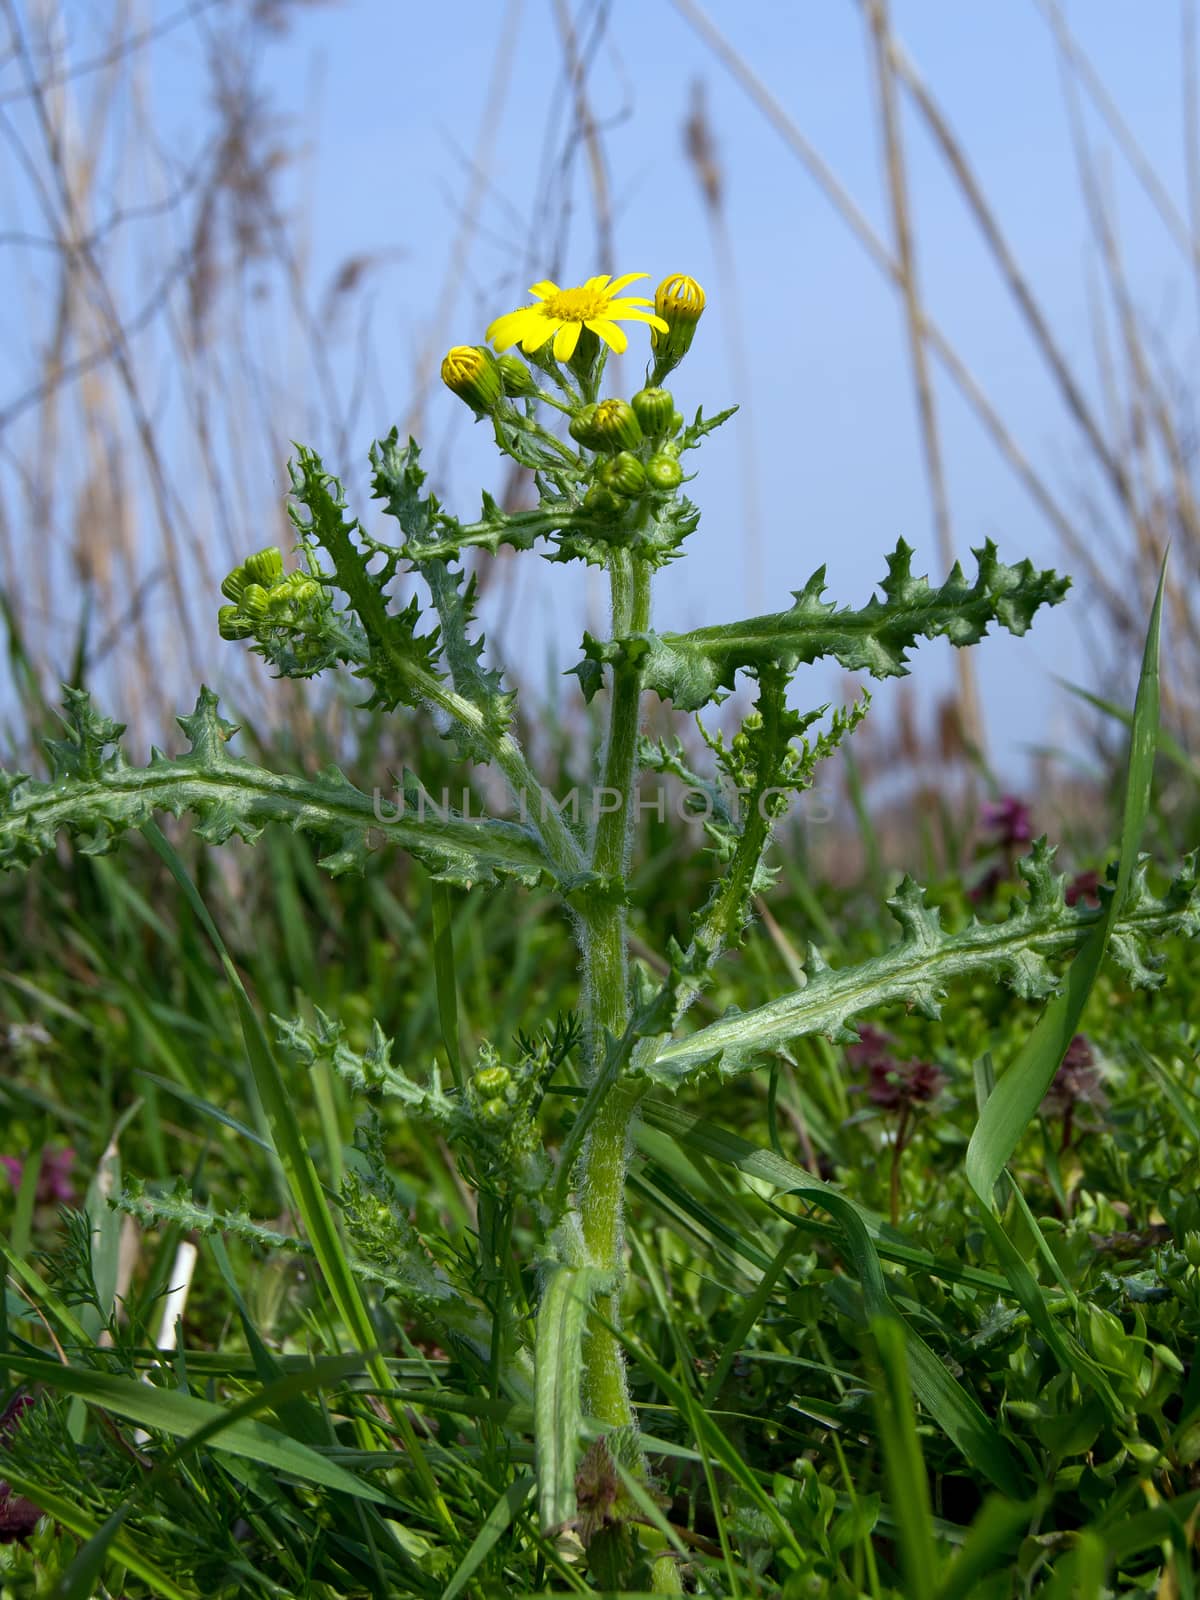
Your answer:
573;540;1069;709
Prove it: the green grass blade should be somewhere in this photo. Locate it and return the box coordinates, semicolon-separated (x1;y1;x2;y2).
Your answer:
442;1474;535;1600
867;1315;938;1600
934;1495;1038;1600
2;1352;391;1502
966;561;1164;1199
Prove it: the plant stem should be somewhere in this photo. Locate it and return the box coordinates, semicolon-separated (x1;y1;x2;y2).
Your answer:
578;547;650;1427
889;1104;911;1227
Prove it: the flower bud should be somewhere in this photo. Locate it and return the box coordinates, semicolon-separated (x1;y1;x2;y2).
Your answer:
220;567;247;604
569;403;602;448
1185;1232;1200;1268
582;484;626;518
474;1064;511;1097
288;575;322;606
599;452;647;498
631;387;675;436
478;1097;511;1126
651;274;705;367
243;547;284;589
217;605;254;640
441;345;502;414
591;397;643;453
668;410;684;436
645;451;683;490
240;583;271;623
496;353;536;397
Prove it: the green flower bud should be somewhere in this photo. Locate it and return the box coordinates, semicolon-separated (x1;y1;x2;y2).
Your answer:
651;273;706;366
645;451;683;490
220;566;247;604
668;410;684;436
217;605;254;640
569;403;602;448
599;451;647;498
496;353;536;396
631;387;675;436
441;345;503;414
478;1097;511;1126
242;547;284;589
474;1064;511;1097
288;575;322;606
583;484;626;518
1184;1231;1200;1268
240;583;271;623
592;397;643;453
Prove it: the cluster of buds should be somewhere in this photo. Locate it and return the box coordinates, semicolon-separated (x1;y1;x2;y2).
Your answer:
218;547;326;643
569;389;687;516
463;1045;550;1199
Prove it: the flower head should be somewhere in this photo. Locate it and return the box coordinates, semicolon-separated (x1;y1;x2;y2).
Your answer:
486;274;668;362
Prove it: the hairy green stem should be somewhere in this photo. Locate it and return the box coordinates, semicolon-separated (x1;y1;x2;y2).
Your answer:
578;548;651;1426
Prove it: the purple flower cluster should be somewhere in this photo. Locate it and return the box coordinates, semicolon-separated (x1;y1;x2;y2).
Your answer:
847;1025;946;1112
0;1148;76;1207
1041;1034;1108;1120
0;1394;39;1543
981;795;1034;850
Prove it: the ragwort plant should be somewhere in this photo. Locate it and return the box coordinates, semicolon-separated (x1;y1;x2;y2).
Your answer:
2;269;1198;1593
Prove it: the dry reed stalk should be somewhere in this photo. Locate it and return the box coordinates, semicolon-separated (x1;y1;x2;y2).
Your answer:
864;0;984;757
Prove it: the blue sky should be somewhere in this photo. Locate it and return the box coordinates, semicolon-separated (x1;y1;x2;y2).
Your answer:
50;3;1200;775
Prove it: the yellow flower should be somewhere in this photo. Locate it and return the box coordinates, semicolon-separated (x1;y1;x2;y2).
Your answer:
486;274;668;362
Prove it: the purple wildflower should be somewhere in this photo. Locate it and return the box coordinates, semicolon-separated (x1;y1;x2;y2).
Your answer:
845;1024;893;1071
867;1056;947;1112
0;1394;40;1543
0;1148;76;1208
981;795;1033;849
846;1027;946;1112
1042;1035;1107;1121
1065;870;1101;908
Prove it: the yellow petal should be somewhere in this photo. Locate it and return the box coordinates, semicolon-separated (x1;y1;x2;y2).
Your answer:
605;296;655;311
609;308;670;332
529;280;559;299
586;318;628;354
486;308;534;351
584;274;611;291
553;320;582;361
520;316;559;353
605;272;647;296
